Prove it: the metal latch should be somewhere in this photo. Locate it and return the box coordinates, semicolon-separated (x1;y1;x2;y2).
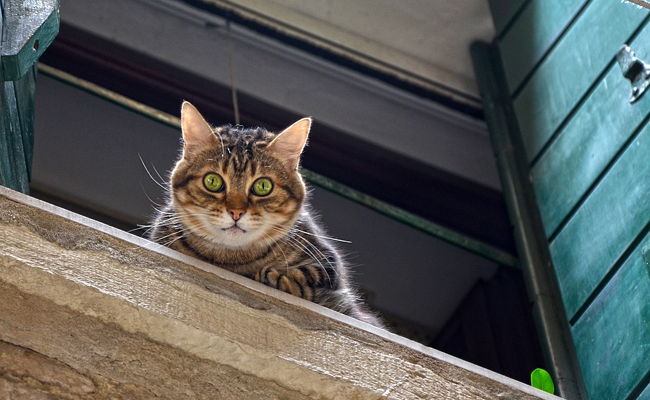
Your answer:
617;45;650;103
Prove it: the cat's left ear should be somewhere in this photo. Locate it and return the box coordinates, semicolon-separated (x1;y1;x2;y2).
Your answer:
268;117;311;170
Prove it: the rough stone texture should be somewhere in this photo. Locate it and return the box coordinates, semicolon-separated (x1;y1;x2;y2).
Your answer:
0;186;560;400
0;340;155;399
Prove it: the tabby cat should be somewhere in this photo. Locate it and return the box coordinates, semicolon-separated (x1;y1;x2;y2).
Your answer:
147;102;383;328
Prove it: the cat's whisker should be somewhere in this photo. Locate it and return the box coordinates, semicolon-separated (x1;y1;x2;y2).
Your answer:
142;224;170;238
285;241;334;288
150;162;167;184
136;219;175;236
261;232;289;270
278;228;331;266
148;206;176;216
141;184;165;207
138;154;168;191
154;214;184;223
295;234;338;274
269;222;350;244
148;220;193;244
270;227;339;277
143;232;182;253
142;216;183;233
147;212;182;222
151;231;182;245
269;224;342;281
128;225;154;235
290;227;351;244
274;229;333;287
160;235;185;248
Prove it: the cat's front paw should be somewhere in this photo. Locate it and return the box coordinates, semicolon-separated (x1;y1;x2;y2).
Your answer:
255;267;312;301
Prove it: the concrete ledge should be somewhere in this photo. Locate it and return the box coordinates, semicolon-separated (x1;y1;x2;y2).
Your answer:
0;186;558;399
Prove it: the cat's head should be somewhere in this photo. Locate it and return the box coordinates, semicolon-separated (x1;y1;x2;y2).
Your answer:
170;102;310;250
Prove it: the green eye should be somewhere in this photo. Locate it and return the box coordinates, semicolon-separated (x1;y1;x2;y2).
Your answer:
252;178;273;196
203;173;224;192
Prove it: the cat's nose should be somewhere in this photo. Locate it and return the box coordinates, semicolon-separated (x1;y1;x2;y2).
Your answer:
227;208;246;221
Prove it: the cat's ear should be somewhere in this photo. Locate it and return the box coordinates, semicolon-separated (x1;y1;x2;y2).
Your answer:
268;117;311;170
181;101;217;154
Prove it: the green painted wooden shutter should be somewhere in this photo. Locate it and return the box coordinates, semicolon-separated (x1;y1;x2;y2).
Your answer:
478;1;650;400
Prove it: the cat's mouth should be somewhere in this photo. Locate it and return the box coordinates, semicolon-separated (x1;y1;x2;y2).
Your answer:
222;225;246;235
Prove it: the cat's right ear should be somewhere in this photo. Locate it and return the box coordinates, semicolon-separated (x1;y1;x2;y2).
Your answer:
181;101;217;155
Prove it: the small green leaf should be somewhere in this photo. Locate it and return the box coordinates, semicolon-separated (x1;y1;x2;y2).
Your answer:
531;368;555;394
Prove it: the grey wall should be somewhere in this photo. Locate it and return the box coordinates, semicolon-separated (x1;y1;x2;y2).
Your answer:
152;0;495;101
59;0;501;191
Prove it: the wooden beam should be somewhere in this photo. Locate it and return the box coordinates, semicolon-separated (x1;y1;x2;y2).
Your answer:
0;186;557;399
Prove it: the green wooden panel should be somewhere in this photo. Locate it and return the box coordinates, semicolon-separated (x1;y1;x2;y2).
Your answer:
549;118;650;319
1;0;59;81
0;79;29;192
532;22;650;238
571;231;650;400
499;0;586;95
0;0;3;82
549;120;650;320
13;65;36;179
488;0;528;36
514;0;647;162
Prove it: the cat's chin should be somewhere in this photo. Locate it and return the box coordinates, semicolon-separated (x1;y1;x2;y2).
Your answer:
209;226;271;250
221;225;246;236
218;226;259;247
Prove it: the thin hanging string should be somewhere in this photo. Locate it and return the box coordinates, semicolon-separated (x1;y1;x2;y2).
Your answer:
226;20;241;125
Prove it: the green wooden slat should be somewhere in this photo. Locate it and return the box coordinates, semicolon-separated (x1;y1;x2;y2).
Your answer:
514;0;647;162
499;0;586;94
1;0;59;81
571;231;650;400
0;0;3;187
532;22;650;238
13;64;36;179
0;79;29;192
488;0;528;36
0;0;3;87
0;0;3;51
549;119;650;320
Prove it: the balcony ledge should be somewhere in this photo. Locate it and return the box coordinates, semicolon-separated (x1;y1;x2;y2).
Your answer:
0;186;558;399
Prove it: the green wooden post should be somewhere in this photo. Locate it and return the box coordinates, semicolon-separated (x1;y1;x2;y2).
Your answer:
470;41;586;400
0;0;59;193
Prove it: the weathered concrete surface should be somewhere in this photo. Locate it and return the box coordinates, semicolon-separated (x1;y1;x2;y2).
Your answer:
0;186;560;399
0;340;155;399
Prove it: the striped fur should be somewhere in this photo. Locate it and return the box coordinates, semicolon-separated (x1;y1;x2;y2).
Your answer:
147;102;383;327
